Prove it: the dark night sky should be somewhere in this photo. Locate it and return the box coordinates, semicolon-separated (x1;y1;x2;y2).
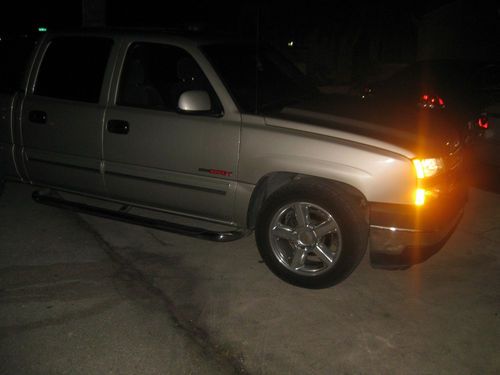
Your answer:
2;0;499;81
1;1;461;31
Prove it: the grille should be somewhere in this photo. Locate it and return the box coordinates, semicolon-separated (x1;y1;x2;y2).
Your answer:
444;143;463;171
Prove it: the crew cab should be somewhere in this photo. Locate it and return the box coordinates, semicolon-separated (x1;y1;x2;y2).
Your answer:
0;30;467;288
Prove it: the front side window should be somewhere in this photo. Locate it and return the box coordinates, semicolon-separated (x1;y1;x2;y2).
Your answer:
34;37;112;103
117;42;220;113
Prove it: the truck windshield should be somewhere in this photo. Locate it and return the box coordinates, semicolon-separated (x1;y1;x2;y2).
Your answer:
202;43;319;114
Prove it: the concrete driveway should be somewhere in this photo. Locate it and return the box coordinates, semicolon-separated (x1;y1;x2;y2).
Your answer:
1;182;499;374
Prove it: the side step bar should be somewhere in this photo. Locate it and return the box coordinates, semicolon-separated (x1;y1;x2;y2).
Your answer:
32;190;246;242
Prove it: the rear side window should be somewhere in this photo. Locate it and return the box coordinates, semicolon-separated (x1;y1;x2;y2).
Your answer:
0;35;36;94
34;37;112;103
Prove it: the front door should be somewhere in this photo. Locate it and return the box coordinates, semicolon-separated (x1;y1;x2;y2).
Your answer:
103;41;240;222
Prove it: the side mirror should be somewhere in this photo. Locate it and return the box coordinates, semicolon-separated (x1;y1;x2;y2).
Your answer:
177;90;211;113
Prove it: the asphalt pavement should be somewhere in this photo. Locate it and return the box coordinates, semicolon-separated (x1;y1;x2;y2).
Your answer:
0;180;499;374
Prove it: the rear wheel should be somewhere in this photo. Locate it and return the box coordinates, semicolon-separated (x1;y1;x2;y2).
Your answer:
255;181;368;288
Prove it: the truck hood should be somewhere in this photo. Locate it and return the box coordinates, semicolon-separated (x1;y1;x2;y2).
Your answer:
264;94;463;159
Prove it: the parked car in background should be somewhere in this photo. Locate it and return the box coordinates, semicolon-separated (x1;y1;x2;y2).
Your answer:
467;107;500;168
360;60;500;132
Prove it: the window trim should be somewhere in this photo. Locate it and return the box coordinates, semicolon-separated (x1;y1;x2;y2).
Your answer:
115;41;224;117
32;36;114;104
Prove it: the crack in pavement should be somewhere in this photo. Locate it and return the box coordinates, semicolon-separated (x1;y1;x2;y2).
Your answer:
74;215;249;375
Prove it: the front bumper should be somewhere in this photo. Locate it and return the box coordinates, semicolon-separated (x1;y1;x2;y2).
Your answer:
368;184;467;257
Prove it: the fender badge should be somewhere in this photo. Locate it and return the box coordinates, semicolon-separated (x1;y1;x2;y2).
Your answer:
199;168;233;177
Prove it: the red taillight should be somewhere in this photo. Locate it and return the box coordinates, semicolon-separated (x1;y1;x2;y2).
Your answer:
419;94;445;109
476;115;489;129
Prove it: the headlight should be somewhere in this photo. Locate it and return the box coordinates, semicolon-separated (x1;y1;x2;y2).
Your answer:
415;188;426;206
412;158;444;179
412;158;445;206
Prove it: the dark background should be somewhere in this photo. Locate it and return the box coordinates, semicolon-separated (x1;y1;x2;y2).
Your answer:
2;1;500;84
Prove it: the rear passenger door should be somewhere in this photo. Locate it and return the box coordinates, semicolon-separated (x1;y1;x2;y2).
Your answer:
21;35;114;195
103;41;240;222
0;35;35;180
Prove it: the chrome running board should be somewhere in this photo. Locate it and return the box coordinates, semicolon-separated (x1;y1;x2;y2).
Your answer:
32;190;246;242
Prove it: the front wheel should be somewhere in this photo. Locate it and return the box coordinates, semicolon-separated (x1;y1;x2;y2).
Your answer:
255;181;368;288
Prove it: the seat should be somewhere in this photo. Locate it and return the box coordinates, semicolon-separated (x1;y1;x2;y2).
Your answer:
120;59;164;108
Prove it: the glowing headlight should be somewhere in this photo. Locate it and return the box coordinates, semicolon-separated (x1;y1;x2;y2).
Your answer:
412;158;444;179
415;188;426;206
412;158;445;206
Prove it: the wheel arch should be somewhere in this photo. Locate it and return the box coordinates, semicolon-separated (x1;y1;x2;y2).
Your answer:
246;172;369;230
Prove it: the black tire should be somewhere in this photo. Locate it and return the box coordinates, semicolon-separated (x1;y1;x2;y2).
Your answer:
255;180;368;288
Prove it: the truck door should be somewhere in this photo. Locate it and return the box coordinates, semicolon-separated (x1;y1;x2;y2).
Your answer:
21;35;114;195
0;34;36;180
103;41;240;222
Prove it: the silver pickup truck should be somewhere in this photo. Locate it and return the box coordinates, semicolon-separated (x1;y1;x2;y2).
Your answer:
0;30;466;288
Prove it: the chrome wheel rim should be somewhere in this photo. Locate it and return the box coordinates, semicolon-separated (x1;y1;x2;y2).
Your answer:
269;202;342;276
